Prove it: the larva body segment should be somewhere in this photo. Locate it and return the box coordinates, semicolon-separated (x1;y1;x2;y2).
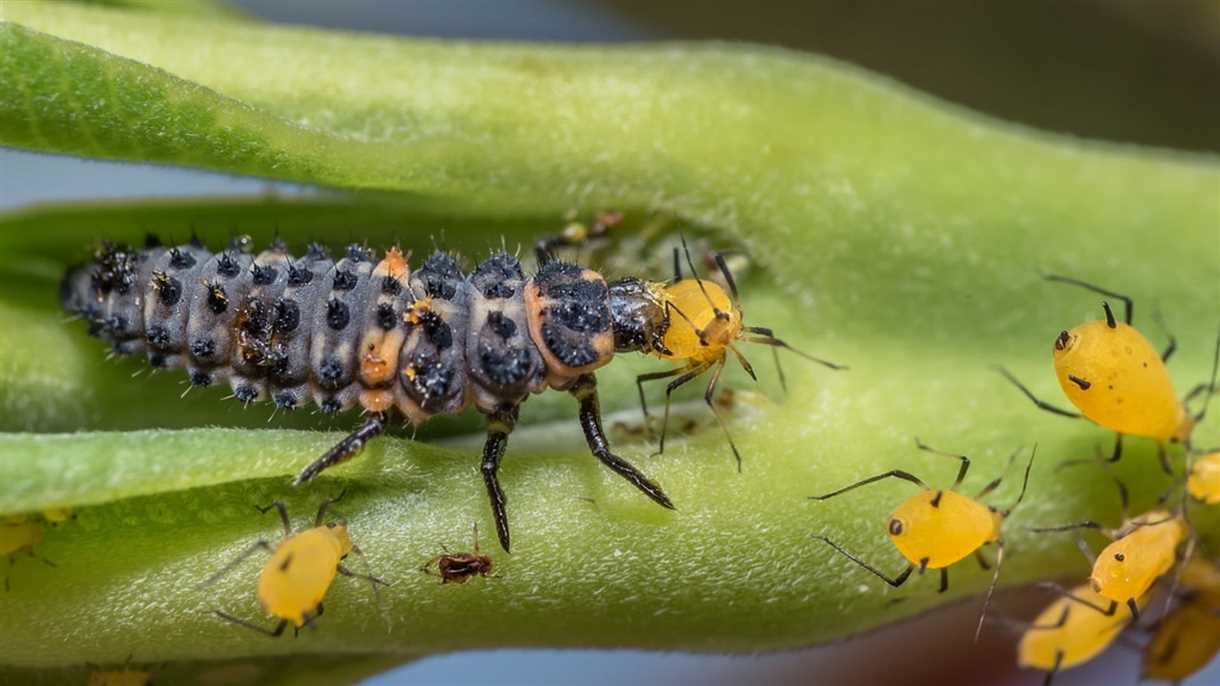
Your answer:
309;246;376;413
268;246;335;411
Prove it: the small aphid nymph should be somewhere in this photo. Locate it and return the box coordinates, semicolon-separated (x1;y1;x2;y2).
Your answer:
1017;583;1149;684
422;523;494;584
810;439;1035;641
209;493;384;637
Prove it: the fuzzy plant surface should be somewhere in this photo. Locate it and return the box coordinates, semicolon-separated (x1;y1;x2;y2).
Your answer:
1;2;1219;683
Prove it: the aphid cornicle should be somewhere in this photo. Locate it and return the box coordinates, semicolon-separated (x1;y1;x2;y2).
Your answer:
208;493;384;637
1017;582;1150;685
810;439;1035;641
998;274;1220;470
62;226;843;552
421;522;494;584
1031;473;1190;621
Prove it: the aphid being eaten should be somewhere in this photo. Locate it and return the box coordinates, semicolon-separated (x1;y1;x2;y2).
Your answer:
1142;558;1220;684
61;223;843;553
207;492;384;637
810;439;1036;642
421;522;493;584
1016;582;1150;685
1031;472;1191;621
998;274;1220;471
1;514;57;591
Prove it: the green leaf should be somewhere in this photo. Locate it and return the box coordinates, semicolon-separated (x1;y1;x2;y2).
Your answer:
0;2;1218;679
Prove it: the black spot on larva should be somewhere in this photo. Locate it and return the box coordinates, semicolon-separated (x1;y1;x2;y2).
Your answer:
206;282;228;314
105;315;128;336
320;398;342;414
419;251;463;299
346;243;372;263
273;299;299;334
487;311;516;339
287;263;313;287
169;248;196;270
411;351;456;403
554;299;610;333
251;263;277;285
480;343;531;386
191;337;215;359
146;325;170;349
273;392;297;410
190;371;212;387
152;270;181;307
376;303;397;330
381;275;402;295
484;282;514;299
326;299;350;330
332;269;357;291
234;386;259;403
319;358;343;383
541;321;598;368
419;311;453;349
91;242;136;294
217;253;241;278
306;242;330;261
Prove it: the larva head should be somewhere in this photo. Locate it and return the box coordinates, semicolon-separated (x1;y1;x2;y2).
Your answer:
258;526;349;626
1018;584;1148;672
1187;451;1220;505
886;490;1000;569
1052;319;1185;441
1089;511;1187;602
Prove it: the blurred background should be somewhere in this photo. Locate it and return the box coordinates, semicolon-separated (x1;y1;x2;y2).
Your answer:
4;1;1218;683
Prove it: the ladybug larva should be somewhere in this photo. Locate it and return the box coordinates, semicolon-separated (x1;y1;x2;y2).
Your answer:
61;229;844;551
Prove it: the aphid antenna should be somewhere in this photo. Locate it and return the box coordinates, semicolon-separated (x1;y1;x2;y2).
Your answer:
212;610;287;638
997;443;1037;518
1159;534;1196;621
912;437;971;491
1191;323;1220;425
975;445;1022;500
743;326;847;372
808;469;929;501
975;538;1005;644
1034;581;1120;617
1040;272;1134;325
202;540;273;587
1149;307;1178;363
255;500;293;537
678;234;730;324
993;365;1082;419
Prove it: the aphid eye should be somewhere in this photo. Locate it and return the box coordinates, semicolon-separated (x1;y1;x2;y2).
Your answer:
1114;552;1125;562
1054;330;1072;351
887;518;904;536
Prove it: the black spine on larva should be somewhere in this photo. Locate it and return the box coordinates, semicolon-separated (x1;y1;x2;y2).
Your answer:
267;251;335;410
398;251;470;417
466;252;545;412
143;244;212;369
532;260;612;370
65;242;165;357
185;248;255;387
308;244;375;412
227;245;294;400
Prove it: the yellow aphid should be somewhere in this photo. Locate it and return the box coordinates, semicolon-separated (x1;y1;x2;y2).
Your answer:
1187;450;1220;505
1088;511;1189;610
812;440;1035;641
87;670;151;686
1179;557;1220;605
210;494;383;637
1018;584;1148;677
656;279;742;364
1143;602;1220;683
1000;274;1219;469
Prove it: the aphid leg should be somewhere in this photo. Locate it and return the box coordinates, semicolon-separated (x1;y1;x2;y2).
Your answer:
1126;597;1141;623
634;366;688;439
653;361;712;457
918;557;929;575
1160;535;1196;620
744;326;786;392
812;535;913;588
481;406;519;553
671;246;682;282
975;540;1004;643
1035;581;1118;616
204;540;274;586
1190;323;1220;424
571;373;675;511
679;235;729;321
254;500;292;538
292;414;387;486
1155;442;1173;476
974;446;1023;499
703;359;744;472
1041;273;1134;325
1043;649;1063;686
938;568;949;593
1029;520;1105;534
212;610;287;638
994;366;1082;419
1151;310;1177;363
297;603;325;634
997;445;1037;517
973;549;992;571
1105;434;1127;467
808;470;929;501
912;438;970;490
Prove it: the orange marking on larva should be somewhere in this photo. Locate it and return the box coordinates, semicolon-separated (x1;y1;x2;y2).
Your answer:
359;388;394;413
383;246;408;281
405;296;433;326
360;329;404;385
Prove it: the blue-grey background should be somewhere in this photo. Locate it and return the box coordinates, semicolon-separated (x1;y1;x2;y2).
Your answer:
3;1;1217;684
